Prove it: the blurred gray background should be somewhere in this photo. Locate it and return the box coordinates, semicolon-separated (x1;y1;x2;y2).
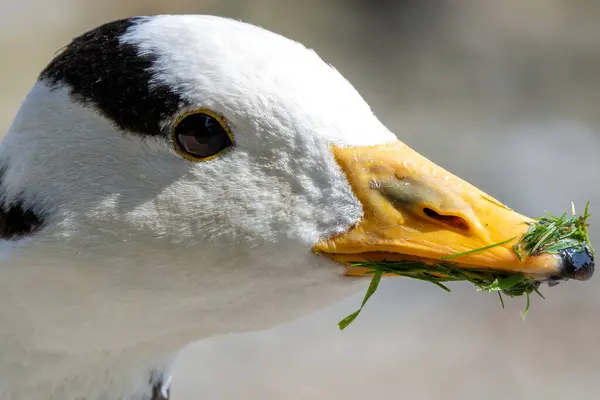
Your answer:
1;1;599;399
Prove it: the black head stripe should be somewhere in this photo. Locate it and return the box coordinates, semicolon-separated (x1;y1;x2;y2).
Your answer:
40;17;185;137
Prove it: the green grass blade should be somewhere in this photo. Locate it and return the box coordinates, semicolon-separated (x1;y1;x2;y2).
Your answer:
521;291;531;320
338;270;383;330
441;236;517;260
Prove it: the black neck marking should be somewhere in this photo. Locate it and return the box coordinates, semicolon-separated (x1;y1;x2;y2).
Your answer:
0;171;44;240
150;381;170;400
0;202;43;240
40;17;186;137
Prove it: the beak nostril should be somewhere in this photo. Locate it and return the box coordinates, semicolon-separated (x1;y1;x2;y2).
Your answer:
423;208;469;231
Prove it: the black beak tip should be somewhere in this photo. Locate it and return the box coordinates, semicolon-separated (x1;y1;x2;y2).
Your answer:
559;245;595;281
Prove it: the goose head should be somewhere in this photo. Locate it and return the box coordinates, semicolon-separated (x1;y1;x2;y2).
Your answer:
0;15;593;399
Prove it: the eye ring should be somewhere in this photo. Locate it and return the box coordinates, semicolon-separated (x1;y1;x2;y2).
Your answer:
170;108;234;162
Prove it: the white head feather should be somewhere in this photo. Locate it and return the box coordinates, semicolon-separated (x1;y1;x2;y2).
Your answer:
0;15;398;399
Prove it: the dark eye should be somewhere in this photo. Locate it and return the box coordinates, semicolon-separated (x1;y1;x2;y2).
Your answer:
172;110;233;161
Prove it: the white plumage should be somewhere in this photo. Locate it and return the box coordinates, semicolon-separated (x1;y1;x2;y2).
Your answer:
0;15;395;399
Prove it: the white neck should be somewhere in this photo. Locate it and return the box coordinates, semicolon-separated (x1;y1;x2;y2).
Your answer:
0;233;363;399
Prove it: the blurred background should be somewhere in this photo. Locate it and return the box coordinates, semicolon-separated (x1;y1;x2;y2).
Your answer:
1;1;599;399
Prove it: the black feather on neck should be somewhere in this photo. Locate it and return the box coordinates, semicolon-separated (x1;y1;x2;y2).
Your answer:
0;169;44;240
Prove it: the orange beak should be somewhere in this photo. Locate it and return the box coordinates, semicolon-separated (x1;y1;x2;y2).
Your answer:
314;141;594;281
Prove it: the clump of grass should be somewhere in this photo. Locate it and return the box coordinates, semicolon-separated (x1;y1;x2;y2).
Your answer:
513;201;594;260
338;202;593;330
